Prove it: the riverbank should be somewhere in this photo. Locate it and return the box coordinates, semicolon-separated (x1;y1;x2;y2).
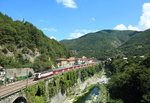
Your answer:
62;71;109;103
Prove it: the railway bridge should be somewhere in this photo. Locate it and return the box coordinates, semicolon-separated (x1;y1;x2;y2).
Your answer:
0;63;98;103
0;79;39;103
0;75;56;103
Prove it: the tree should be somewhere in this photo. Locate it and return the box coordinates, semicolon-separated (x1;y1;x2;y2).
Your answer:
29;71;33;77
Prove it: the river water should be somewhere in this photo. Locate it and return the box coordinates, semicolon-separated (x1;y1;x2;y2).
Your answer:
83;87;99;103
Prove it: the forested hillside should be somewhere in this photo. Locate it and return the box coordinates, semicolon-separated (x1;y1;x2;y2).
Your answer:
61;30;139;59
105;55;150;103
119;29;150;56
0;12;71;71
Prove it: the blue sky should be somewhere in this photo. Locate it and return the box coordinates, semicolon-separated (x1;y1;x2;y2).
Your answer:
0;0;150;41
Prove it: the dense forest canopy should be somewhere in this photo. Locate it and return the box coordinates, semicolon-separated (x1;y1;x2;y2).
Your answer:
0;12;71;71
119;29;150;56
105;55;150;103
60;30;140;59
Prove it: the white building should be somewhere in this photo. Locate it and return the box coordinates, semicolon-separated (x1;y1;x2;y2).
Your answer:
0;66;5;81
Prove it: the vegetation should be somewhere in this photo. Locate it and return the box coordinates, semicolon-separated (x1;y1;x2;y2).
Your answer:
61;30;139;59
24;64;102;103
119;29;150;56
26;81;48;103
48;64;102;98
73;84;98;103
61;29;150;59
0;12;71;71
104;55;150;103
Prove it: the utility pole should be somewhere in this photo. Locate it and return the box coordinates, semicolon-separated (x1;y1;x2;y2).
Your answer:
5;68;7;86
26;69;28;98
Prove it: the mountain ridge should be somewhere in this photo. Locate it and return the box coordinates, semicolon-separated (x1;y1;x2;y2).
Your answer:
60;30;140;59
0;12;71;72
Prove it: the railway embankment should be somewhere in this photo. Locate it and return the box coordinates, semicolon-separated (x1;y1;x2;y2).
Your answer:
22;64;102;103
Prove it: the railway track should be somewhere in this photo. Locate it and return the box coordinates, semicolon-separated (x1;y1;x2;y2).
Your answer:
0;79;38;99
0;74;56;99
0;63;98;99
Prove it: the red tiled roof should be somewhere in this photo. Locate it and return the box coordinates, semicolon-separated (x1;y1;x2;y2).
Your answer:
67;57;76;61
78;58;82;60
87;58;92;60
69;57;76;59
56;58;67;61
67;58;75;61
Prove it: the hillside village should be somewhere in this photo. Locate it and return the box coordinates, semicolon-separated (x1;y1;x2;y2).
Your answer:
56;56;97;68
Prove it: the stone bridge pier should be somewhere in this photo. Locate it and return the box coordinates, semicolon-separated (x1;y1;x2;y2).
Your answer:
0;92;27;103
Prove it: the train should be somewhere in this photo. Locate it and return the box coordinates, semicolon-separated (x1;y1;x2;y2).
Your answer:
34;62;97;80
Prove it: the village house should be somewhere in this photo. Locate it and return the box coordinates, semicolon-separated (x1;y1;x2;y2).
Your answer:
0;66;5;82
56;56;96;68
77;58;84;64
56;58;68;68
77;56;96;64
67;57;76;66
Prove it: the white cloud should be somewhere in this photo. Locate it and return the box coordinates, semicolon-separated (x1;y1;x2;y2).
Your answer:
70;29;98;38
56;0;77;8
91;17;95;22
114;3;150;31
70;32;84;38
74;29;98;34
114;24;127;30
114;24;140;31
50;36;56;40
42;28;57;32
138;3;150;30
128;25;140;31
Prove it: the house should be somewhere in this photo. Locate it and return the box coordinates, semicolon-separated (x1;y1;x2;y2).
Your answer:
56;56;97;68
56;57;77;67
87;58;94;63
123;57;128;60
107;58;112;61
140;56;145;58
0;66;5;82
67;57;76;66
56;58;68;68
78;58;83;64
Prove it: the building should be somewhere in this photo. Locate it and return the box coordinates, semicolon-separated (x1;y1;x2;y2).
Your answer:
0;66;5;82
56;56;97;68
77;58;84;64
67;57;76;66
56;58;68;68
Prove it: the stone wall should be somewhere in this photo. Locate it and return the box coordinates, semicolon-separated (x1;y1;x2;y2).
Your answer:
6;68;34;78
0;92;26;103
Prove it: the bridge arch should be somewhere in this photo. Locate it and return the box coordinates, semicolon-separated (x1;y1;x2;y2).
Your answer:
13;96;27;103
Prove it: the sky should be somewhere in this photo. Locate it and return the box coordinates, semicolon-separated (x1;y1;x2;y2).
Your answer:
0;0;150;41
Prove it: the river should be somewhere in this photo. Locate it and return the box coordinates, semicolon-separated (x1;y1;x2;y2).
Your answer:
74;86;99;103
83;87;99;103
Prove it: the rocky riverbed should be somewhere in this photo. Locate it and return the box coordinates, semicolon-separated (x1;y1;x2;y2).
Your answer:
62;71;109;103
